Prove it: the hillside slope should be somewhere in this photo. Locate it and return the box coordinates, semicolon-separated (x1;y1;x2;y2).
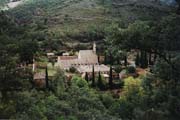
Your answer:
5;0;175;48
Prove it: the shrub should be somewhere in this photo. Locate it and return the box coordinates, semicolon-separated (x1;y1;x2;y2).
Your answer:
71;76;88;88
127;66;136;74
69;66;77;73
114;65;123;73
100;93;114;109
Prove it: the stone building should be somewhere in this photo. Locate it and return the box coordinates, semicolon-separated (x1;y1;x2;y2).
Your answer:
56;42;110;75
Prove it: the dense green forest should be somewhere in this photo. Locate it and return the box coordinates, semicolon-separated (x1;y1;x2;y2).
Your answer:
0;0;180;120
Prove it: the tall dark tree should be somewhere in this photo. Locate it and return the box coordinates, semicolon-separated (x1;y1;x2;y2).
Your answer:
148;52;153;65
104;52;107;64
109;52;113;65
140;51;148;68
92;65;95;87
144;52;148;67
85;72;89;82
45;67;49;89
124;55;127;67
153;52;157;65
97;71;103;90
109;66;113;88
140;50;144;68
98;55;100;63
135;52;140;66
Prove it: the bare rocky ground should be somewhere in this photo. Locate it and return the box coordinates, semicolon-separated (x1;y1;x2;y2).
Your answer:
7;1;23;8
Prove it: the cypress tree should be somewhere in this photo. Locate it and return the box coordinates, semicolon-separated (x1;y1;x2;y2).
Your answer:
98;71;103;90
45;67;49;89
153;50;157;65
85;72;89;82
110;52;113;65
135;52;140;66
140;51;148;68
148;52;152;65
124;55;127;67
109;66;113;89
144;52;148;68
140;50;144;68
104;52;107;64
98;55;100;63
92;65;95;87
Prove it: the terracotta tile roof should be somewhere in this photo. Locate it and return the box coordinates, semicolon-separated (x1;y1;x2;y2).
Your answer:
58;56;78;60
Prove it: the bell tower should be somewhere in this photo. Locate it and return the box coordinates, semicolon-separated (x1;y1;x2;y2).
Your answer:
93;41;96;53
